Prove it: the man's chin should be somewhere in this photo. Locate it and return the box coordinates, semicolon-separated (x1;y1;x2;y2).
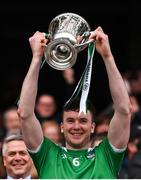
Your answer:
13;168;25;175
70;140;85;149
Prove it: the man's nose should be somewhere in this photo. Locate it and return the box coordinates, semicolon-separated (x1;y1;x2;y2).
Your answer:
14;153;22;160
73;121;81;129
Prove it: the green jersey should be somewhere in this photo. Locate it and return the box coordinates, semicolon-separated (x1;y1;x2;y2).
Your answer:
29;137;125;179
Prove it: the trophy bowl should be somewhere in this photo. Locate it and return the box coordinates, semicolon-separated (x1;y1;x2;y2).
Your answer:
44;12;91;70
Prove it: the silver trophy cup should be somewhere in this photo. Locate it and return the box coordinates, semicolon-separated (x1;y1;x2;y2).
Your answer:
44;13;91;70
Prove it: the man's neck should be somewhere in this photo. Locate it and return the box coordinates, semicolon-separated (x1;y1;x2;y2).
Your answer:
66;143;91;150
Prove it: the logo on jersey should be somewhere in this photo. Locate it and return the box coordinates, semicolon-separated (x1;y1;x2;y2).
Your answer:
61;154;67;159
86;151;95;159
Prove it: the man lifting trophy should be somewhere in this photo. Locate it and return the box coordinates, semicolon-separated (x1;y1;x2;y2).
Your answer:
18;11;131;179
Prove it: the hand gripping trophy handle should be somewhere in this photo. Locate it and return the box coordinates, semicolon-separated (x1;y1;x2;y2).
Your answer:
44;13;92;70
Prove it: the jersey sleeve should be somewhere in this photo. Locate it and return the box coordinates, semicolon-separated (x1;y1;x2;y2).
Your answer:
96;137;126;177
29;137;58;175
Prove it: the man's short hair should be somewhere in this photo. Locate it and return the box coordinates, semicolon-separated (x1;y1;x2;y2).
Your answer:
2;129;23;156
63;98;95;121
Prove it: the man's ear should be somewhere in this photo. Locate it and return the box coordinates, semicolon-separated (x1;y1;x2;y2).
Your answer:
60;122;64;133
91;122;95;133
3;157;6;167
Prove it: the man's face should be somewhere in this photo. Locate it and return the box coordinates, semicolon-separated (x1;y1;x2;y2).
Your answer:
3;140;32;178
61;110;95;149
42;121;62;145
36;95;56;117
4;110;21;130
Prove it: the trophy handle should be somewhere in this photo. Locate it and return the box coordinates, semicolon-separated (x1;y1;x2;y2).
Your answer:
73;31;94;50
74;39;94;48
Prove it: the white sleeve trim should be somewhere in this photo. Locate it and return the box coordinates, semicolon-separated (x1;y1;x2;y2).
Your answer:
27;139;43;154
109;142;127;153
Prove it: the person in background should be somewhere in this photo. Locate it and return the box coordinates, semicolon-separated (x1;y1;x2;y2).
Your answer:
2;130;35;179
42;120;64;145
3;106;21;131
35;94;61;123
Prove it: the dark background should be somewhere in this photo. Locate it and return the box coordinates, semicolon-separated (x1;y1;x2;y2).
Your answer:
0;0;140;114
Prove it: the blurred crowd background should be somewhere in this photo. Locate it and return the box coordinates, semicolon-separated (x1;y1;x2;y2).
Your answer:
0;0;141;178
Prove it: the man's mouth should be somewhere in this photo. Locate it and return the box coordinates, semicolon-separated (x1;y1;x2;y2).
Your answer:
71;132;83;137
12;163;24;168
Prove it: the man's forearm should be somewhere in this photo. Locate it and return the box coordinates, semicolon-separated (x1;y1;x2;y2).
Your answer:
18;56;41;117
103;55;131;114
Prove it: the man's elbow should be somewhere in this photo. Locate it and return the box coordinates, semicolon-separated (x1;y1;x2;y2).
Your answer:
118;102;132;116
17;107;33;120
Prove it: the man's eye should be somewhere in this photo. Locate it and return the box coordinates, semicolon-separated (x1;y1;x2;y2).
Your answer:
67;118;74;123
8;152;16;156
20;151;28;156
80;118;87;123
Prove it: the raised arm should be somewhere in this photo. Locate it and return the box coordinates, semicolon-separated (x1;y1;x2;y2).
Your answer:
89;27;132;149
18;31;48;150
